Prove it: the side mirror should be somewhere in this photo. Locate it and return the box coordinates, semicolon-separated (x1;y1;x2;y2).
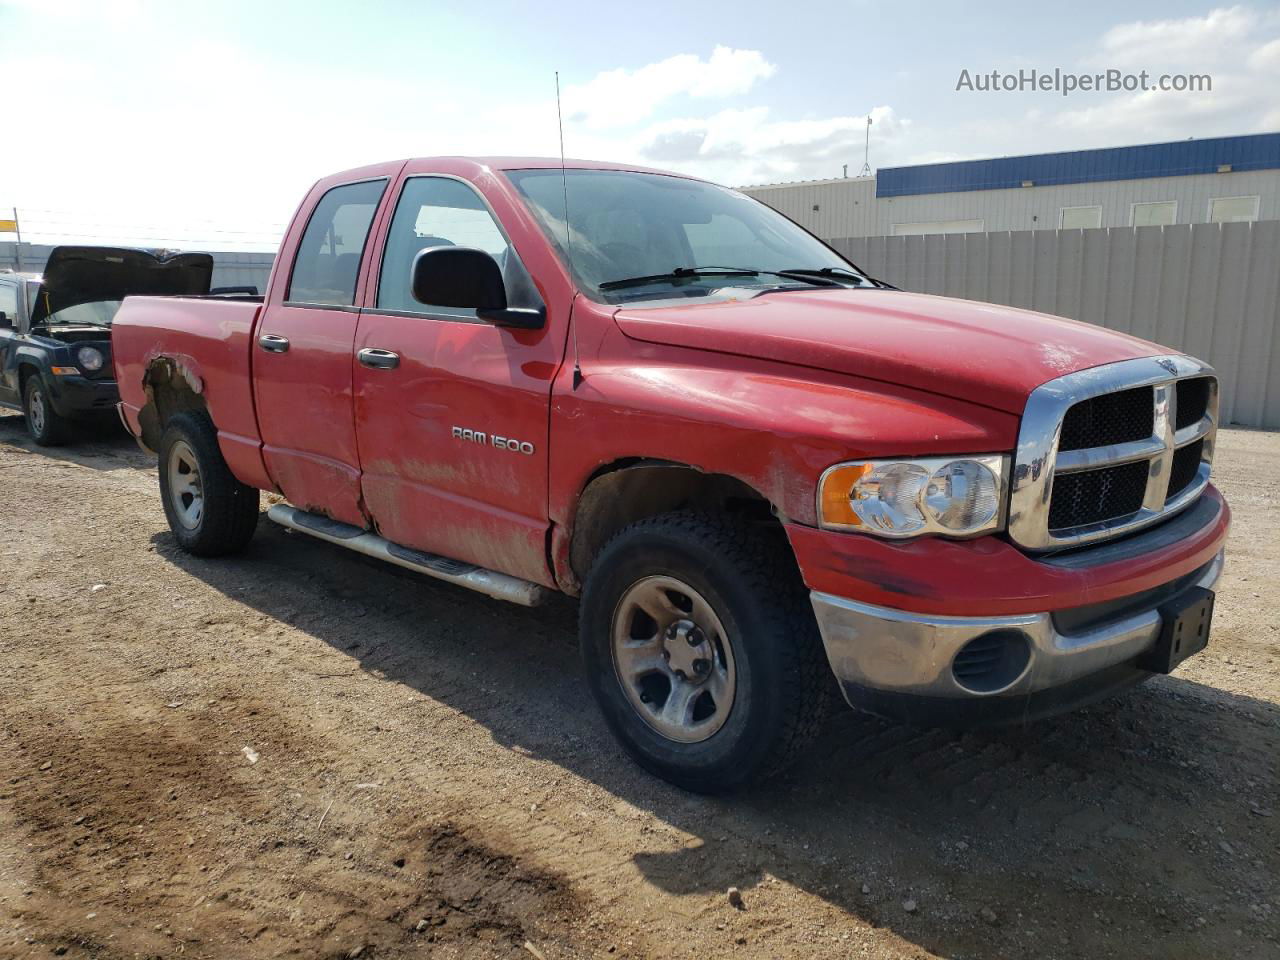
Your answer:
0;311;10;329
411;247;544;329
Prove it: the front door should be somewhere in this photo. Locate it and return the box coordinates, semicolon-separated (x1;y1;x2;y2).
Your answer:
253;174;392;527
0;279;20;406
352;173;566;586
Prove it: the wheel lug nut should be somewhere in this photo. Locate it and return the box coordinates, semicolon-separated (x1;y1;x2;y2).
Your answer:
693;659;709;674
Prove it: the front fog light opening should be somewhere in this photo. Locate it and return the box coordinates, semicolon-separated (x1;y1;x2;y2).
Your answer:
951;630;1031;694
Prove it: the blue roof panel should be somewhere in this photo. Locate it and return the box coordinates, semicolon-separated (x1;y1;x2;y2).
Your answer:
876;132;1280;197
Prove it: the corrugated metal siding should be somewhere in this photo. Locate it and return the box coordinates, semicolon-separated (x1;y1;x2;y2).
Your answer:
744;170;1280;237
877;132;1280;197
0;242;275;293
833;221;1280;428
739;177;878;240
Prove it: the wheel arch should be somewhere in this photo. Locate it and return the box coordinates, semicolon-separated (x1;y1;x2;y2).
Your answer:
138;356;210;453
562;459;793;595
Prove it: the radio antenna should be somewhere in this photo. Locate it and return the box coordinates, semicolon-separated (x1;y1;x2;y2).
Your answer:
556;71;583;389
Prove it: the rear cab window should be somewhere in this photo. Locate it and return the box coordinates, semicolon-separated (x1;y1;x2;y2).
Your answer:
286;179;387;307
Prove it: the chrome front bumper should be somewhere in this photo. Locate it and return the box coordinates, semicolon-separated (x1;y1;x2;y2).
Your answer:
811;551;1223;707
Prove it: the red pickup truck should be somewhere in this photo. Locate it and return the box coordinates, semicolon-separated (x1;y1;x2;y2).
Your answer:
112;157;1228;791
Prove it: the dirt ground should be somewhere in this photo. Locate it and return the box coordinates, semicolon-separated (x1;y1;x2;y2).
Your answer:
0;411;1276;960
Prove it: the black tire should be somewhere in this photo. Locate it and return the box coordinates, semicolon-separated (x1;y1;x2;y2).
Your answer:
579;511;834;793
23;375;70;446
158;411;260;556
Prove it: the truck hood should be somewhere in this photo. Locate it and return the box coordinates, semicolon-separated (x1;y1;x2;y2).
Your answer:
613;288;1167;414
31;246;214;324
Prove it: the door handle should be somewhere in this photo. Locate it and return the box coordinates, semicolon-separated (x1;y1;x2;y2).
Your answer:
358;348;400;370
258;334;290;353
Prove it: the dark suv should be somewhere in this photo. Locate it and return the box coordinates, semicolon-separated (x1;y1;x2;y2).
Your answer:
0;247;213;445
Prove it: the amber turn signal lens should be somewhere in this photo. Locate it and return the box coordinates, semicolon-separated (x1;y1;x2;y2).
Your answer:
819;462;872;527
50;366;81;376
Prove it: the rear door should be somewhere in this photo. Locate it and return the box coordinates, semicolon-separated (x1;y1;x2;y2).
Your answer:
351;172;566;586
252;171;396;526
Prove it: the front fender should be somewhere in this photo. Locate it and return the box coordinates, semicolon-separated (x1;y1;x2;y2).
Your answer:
547;318;1019;543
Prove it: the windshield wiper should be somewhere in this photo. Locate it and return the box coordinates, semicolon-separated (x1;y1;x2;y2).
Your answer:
599;265;839;293
599;267;759;291
782;267;898;290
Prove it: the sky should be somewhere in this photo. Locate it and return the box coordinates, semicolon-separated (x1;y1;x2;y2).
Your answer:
1;0;1278;250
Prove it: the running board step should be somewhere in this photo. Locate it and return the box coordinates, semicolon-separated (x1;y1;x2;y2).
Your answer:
266;504;550;607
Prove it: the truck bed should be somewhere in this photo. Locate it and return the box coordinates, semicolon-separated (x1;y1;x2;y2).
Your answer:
112;295;269;488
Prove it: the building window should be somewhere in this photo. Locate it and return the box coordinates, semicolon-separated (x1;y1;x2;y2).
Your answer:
1060;206;1102;229
891;219;984;236
1208;196;1260;223
1130;201;1177;227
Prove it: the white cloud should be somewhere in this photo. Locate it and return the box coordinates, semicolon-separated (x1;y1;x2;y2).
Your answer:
1092;5;1260;67
1054;6;1280;143
1248;35;1280;72
562;46;776;128
636;105;907;184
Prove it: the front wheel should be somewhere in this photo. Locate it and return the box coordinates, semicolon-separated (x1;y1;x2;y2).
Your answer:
23;376;70;446
158;412;260;556
579;512;833;793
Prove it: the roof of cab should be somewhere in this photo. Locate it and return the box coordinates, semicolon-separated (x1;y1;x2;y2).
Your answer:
323;156;701;184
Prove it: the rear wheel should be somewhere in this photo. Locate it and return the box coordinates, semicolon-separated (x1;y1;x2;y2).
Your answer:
23;376;70;446
579;512;833;793
158;412;259;556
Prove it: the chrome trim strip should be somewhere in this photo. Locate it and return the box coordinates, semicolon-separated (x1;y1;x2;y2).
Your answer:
810;551;1223;700
1174;414;1215;447
1008;355;1218;551
1055;437;1166;474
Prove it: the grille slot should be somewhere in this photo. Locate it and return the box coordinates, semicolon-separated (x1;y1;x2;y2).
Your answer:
1175;377;1211;430
1167;440;1204;501
1058;385;1154;452
1048;460;1149;531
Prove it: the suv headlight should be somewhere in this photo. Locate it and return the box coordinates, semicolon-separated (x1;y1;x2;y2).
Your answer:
818;455;1008;538
76;346;105;372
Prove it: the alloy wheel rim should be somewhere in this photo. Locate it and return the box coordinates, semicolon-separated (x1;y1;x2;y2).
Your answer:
167;440;204;530
611;575;737;743
28;388;45;434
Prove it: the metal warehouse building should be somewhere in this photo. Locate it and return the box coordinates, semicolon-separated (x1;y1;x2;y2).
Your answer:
741;132;1280;239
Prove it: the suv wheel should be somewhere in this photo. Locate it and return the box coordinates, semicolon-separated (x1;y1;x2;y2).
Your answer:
579;512;833;793
23;376;69;446
158;412;260;556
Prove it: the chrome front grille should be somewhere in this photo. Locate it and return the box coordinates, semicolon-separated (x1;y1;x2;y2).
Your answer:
1008;355;1218;551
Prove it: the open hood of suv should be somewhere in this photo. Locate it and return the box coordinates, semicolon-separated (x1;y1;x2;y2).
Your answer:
31;246;214;324
614;288;1167;414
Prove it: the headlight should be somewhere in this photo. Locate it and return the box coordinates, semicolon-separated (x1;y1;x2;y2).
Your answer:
818;455;1008;538
76;346;105;372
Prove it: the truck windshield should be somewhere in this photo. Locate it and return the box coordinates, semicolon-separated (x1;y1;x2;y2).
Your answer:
505;169;865;303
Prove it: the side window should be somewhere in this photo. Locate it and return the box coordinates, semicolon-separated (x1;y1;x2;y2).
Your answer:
286;179;387;306
0;281;17;326
377;177;512;315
